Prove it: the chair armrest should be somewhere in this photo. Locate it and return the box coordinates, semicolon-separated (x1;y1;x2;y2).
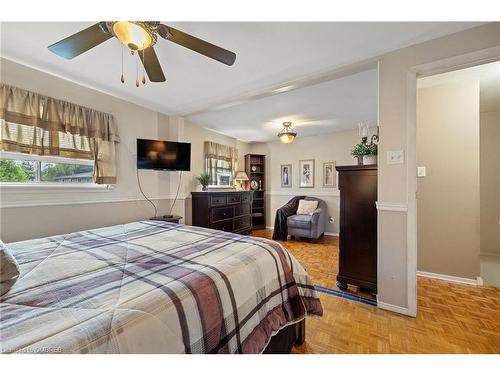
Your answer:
310;207;324;223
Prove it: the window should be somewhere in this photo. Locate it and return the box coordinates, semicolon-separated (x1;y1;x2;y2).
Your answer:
204;141;238;187
0;151;94;184
0;159;36;182
1;83;119;185
216;172;232;187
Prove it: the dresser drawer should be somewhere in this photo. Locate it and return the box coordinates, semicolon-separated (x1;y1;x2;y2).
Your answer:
210;195;227;206
241;194;252;204
227;194;241;204
211;207;234;222
234;204;251;217
211;220;233;232
234;215;251;231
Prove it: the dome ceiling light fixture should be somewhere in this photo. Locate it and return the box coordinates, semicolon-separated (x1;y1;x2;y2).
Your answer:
277;121;297;144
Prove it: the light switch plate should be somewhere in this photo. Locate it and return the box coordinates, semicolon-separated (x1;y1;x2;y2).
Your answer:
417;166;426;177
387;150;405;164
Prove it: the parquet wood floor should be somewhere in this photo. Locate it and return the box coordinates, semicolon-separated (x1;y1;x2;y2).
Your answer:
252;229;375;300
252;229;500;353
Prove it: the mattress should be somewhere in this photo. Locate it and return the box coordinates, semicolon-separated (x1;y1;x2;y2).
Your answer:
0;221;322;353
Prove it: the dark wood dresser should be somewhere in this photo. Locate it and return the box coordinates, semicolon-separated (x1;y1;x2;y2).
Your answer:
335;165;377;294
191;191;253;234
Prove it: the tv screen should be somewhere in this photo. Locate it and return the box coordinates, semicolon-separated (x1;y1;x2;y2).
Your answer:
137;139;191;171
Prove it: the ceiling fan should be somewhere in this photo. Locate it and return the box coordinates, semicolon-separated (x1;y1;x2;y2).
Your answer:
48;21;236;84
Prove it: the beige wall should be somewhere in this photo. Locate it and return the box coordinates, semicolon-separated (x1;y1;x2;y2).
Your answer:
0;58;248;242
376;22;499;310
248;129;360;234
480;110;500;255
417;78;481;279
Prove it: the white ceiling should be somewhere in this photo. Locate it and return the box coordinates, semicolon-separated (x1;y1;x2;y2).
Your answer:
418;60;500;113
188;68;378;142
0;22;484;141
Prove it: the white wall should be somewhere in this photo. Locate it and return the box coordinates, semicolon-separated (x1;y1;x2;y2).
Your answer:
249;129;360;234
0;58;248;242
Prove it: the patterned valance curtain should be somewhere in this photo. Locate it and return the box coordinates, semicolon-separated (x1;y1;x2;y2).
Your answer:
0;84;120;184
204;141;238;185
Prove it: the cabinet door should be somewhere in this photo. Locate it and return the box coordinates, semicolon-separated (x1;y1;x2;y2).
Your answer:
339;170;377;285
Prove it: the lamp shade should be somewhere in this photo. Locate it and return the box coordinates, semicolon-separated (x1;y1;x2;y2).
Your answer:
234;171;249;181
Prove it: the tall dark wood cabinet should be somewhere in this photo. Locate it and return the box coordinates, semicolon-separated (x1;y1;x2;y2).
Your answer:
191;191;253;234
245;154;266;229
335;165;377;294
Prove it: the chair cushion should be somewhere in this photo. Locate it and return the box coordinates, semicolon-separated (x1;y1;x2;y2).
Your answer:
0;240;20;296
296;200;318;215
287;214;313;229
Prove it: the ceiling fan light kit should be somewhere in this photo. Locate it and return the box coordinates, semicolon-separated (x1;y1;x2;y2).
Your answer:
112;21;156;51
277;121;297;144
48;21;237;87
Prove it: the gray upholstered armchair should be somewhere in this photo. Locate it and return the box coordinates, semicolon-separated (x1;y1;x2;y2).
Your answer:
287;197;327;240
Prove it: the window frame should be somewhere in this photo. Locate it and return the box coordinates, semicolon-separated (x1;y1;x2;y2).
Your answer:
0;151;112;191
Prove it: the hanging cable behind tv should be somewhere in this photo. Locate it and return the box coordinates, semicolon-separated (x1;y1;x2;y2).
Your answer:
136;168;158;218
136;168;183;220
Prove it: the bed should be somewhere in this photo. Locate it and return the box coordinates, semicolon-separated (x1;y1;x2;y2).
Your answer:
0;221;322;354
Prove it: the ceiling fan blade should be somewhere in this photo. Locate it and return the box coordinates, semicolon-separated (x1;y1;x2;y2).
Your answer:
139;47;166;82
157;24;236;66
48;23;112;59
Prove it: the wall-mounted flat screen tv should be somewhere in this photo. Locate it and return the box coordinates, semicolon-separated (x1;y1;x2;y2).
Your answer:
137;139;191;171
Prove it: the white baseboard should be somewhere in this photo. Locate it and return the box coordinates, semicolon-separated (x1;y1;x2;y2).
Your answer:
264;226;338;237
377;300;412;316
416;270;480;286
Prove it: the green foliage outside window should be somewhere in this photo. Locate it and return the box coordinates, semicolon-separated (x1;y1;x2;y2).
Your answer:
0;160;34;182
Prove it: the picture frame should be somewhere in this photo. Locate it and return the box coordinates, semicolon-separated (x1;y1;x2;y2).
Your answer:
323;161;336;188
216;172;232;187
280;164;292;188
299;159;315;188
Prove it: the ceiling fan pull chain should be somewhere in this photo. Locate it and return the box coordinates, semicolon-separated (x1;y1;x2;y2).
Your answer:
120;44;125;83
142;46;146;85
135;53;139;87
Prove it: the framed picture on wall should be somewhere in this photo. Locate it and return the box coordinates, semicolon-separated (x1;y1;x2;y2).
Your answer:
280;164;292;188
323;161;336;188
299;159;315;188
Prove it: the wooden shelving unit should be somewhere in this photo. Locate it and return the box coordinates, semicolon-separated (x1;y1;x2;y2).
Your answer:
245;154;266;229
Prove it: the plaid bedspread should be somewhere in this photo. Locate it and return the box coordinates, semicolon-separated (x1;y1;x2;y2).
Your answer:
0;221;322;354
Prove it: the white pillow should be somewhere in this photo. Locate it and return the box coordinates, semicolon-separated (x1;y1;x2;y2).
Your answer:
0;240;20;296
296;200;318;215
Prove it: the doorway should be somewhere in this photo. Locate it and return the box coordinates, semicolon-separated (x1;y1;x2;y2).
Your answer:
415;61;500;289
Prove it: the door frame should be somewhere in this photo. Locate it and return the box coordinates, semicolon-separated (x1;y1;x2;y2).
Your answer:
405;46;500;317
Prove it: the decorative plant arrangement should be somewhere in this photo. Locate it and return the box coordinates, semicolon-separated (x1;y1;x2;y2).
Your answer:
352;122;379;165
351;142;378;165
196;172;210;191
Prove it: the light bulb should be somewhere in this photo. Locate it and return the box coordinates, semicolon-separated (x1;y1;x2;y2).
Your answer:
113;22;153;51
